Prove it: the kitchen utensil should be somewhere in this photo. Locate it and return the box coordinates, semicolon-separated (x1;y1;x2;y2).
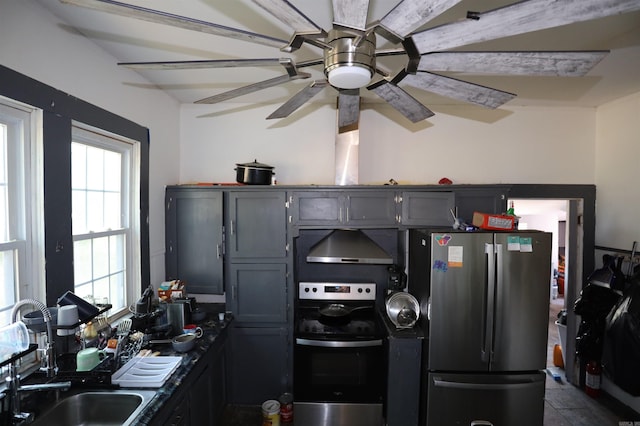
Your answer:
76;347;106;371
318;303;371;319
57;291;100;323
182;324;203;338
172;333;197;353
111;355;182;388
385;292;420;329
0;321;30;361
22;307;58;333
234;159;274;185
117;318;132;336
57;305;79;336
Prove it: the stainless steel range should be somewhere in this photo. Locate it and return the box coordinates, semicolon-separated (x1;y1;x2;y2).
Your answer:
294;282;384;426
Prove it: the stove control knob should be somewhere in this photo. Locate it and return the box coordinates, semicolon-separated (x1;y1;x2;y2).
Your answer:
304;287;310;293
312;287;317;293
357;288;363;293
365;288;371;293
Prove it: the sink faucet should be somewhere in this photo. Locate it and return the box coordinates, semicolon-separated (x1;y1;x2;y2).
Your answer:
5;300;71;425
10;299;57;377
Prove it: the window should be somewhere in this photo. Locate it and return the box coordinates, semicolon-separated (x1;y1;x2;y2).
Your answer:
0;98;43;326
71;124;140;316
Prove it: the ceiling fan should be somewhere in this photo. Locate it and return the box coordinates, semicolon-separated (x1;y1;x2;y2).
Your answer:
60;0;640;131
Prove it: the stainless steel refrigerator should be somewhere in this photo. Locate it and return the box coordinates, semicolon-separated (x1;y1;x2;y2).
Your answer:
408;229;552;426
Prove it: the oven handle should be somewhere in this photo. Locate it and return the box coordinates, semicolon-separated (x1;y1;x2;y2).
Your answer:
295;338;383;348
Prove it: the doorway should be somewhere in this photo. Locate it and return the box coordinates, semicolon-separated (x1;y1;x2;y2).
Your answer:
507;199;572;375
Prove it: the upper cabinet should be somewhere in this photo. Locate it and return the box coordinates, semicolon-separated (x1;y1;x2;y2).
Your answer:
400;191;455;226
454;187;508;223
227;191;288;259
165;188;224;294
289;190;398;227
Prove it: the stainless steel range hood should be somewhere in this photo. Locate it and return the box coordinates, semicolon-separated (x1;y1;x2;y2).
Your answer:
306;229;393;264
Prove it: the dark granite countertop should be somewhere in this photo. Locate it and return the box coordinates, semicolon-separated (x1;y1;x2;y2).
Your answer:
15;303;229;425
130;302;229;425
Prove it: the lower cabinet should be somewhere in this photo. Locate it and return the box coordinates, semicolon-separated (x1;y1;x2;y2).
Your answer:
226;326;289;404
155;333;227;426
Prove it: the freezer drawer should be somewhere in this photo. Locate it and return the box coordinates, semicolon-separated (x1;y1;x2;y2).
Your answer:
426;372;545;426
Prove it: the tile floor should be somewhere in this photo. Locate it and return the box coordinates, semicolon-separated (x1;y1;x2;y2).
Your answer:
221;298;640;425
544;297;639;426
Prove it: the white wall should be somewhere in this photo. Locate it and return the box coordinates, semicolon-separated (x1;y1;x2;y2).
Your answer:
595;92;640;251
0;0;181;287
180;102;597;185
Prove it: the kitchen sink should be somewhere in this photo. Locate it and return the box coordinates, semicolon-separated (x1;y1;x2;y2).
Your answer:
31;389;157;426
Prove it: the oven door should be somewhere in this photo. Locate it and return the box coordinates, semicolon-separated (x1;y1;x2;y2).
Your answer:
294;338;384;403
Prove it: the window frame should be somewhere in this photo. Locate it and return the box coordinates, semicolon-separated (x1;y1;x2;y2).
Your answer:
71;123;142;318
0;98;45;325
0;64;150;309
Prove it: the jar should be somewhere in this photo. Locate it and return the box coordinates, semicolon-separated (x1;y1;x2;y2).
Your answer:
279;393;293;423
262;399;280;426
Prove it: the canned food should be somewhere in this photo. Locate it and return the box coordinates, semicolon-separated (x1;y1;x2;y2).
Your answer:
279;392;294;423
262;399;280;426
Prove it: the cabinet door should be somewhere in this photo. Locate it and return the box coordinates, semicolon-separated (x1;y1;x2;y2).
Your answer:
228;263;288;323
401;191;454;226
455;188;507;223
227;192;287;258
166;189;224;294
227;326;289;404
345;191;398;226
210;342;227;425
189;362;212;425
290;191;342;226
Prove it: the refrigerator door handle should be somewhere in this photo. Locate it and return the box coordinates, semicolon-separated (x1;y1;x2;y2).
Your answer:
432;378;538;391
482;243;495;363
471;422;494;426
492;243;504;366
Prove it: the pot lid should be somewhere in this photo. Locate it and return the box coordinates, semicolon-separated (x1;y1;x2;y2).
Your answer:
236;159;274;170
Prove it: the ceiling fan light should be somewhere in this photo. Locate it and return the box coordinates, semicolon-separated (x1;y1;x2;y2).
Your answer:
328;66;372;89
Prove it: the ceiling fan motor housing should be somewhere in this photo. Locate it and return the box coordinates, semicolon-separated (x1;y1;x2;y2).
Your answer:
324;29;376;89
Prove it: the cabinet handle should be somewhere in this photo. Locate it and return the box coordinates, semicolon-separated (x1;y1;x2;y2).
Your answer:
216;244;221;259
230;220;235;235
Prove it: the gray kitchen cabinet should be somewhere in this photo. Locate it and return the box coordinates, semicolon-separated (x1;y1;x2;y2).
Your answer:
454;187;507;223
400;191;455;226
227;263;288;324
165;188;224;294
227;191;287;259
226;326;289;404
290;190;398;227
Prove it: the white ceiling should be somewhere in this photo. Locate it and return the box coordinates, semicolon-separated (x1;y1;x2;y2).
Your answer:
37;1;640;116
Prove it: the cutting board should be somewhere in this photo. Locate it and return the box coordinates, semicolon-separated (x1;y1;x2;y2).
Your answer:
112;355;182;388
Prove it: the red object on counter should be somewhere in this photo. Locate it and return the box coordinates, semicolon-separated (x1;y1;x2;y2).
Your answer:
438;177;453;185
585;360;601;398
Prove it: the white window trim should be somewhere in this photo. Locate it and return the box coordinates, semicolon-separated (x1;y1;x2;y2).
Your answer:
71;122;141;318
0;96;45;307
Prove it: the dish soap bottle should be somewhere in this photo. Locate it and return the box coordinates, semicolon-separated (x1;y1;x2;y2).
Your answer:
507;201;519;229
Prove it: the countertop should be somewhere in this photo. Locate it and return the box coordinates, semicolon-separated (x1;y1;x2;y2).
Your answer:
17;303;229;426
129;302;230;425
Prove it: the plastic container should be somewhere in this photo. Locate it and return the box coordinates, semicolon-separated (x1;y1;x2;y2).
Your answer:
0;321;30;362
279;393;293;423
262;399;280;426
555;320;567;367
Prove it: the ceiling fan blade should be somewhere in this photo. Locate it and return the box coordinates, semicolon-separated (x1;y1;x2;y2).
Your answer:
195;72;310;104
338;89;360;130
251;0;325;36
59;0;288;49
420;51;609;76
368;80;434;123
378;0;463;40
398;71;516;109
411;0;640;53
119;58;292;70
267;80;329;119
332;0;370;31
